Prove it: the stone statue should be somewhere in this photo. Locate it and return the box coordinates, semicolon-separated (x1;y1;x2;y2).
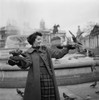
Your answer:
53;24;60;34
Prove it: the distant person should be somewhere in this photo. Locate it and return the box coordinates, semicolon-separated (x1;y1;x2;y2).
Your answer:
8;32;76;100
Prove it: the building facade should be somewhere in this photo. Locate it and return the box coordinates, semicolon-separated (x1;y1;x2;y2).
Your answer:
38;29;66;47
81;25;99;55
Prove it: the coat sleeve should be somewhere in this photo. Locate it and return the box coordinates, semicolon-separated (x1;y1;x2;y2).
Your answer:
47;47;69;59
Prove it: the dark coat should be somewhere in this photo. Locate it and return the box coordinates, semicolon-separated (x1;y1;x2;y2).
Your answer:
18;46;69;100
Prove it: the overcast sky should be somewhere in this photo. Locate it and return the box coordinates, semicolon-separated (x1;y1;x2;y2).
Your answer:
0;0;99;36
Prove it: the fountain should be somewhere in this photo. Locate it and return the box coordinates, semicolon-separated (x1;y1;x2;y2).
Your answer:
5;35;30;48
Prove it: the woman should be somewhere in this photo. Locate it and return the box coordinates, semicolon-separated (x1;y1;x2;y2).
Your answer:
8;32;76;100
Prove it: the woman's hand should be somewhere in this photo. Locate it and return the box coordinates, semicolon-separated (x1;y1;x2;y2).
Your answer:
8;56;20;66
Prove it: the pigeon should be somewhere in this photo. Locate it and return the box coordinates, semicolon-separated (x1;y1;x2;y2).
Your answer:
90;81;97;88
63;92;70;99
95;91;99;94
9;49;23;56
90;65;96;72
85;95;92;100
16;88;24;97
63;92;77;100
69;30;82;45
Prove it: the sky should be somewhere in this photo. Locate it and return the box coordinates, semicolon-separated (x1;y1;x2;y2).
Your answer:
0;0;99;36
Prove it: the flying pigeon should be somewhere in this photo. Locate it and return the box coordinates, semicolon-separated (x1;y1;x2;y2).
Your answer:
69;30;83;45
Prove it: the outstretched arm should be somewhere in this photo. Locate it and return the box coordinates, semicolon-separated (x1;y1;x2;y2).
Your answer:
47;44;76;59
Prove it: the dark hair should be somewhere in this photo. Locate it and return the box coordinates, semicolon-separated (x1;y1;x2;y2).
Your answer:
27;32;42;45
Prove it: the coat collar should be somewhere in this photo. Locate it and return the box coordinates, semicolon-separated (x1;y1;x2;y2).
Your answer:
26;46;46;54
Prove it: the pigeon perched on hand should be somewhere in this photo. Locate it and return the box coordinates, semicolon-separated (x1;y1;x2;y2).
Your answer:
9;49;23;56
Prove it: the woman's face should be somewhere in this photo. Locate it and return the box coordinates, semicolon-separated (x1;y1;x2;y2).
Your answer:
33;35;42;47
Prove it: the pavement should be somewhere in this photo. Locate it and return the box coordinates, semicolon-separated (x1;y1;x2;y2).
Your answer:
59;82;99;100
0;82;99;100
